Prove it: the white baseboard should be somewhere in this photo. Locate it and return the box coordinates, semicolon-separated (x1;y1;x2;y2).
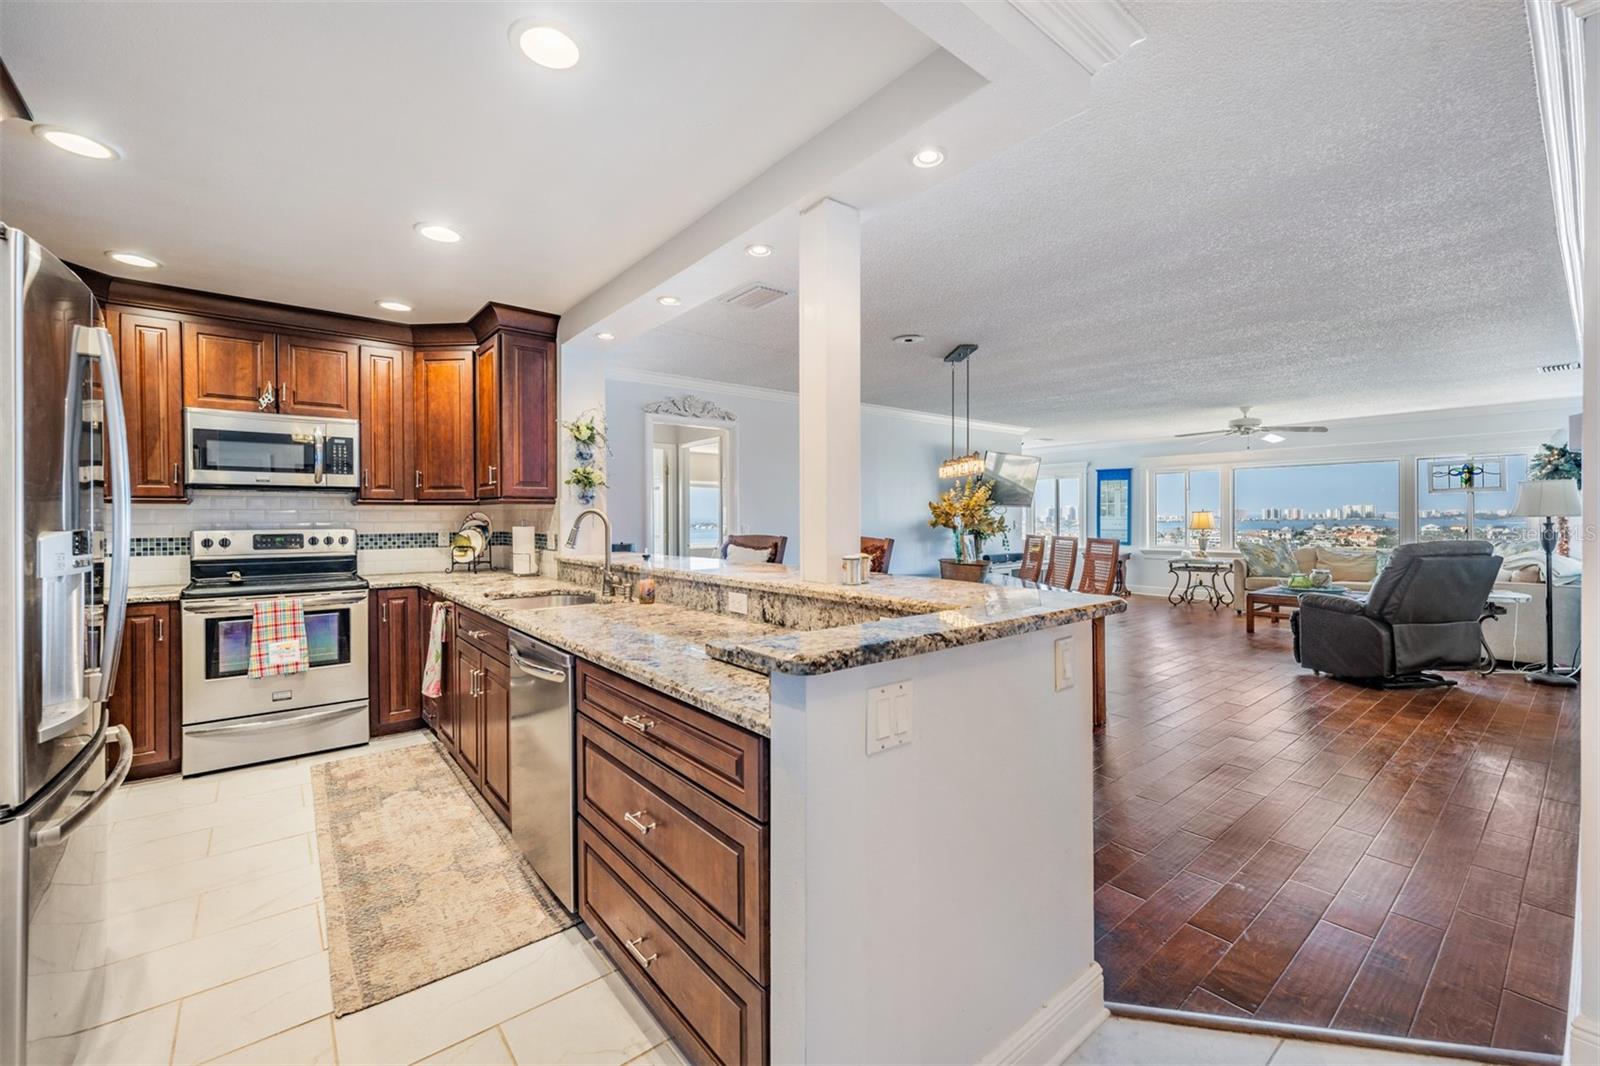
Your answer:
1569;1012;1600;1065
981;963;1108;1065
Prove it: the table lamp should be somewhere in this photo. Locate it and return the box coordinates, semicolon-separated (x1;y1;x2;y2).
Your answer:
1190;510;1216;557
1509;478;1581;687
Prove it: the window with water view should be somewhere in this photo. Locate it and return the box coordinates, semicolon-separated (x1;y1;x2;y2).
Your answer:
1232;460;1401;552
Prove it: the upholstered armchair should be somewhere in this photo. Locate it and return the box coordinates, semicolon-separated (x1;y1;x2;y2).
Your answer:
1292;541;1502;687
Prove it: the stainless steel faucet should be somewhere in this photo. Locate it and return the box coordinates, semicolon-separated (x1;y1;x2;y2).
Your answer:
565;508;629;599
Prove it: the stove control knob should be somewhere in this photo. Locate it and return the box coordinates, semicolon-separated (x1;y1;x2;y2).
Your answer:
200;537;214;550
218;537;231;549
339;535;349;546
308;536;319;546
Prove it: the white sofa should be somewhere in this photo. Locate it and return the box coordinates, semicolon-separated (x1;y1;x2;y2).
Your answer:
1482;551;1582;667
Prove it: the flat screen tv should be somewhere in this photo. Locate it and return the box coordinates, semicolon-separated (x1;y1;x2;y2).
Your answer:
980;451;1041;507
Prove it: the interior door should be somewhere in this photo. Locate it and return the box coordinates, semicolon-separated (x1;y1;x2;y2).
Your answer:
181;318;275;412
278;334;359;418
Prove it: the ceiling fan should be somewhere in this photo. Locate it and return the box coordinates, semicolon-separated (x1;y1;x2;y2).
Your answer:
1174;406;1329;445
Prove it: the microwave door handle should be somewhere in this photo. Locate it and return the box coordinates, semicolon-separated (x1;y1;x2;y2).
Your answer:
313;426;325;485
75;325;131;703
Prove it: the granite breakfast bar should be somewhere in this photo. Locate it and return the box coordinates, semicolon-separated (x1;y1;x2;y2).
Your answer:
365;553;1125;1064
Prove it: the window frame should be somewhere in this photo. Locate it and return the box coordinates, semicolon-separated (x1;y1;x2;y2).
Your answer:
1147;466;1224;550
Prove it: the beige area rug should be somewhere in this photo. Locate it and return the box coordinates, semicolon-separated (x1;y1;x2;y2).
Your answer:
311;740;575;1015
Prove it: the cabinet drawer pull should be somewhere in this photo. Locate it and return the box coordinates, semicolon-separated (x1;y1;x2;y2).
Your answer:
381;602;388;623
415;469;422;489
155;615;164;642
172;461;181;485
466;628;489;640
622;810;656;835
624;935;658;969
621;713;655;733
487;464;497;486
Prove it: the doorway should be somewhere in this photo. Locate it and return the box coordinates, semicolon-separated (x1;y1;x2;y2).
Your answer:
647;420;734;559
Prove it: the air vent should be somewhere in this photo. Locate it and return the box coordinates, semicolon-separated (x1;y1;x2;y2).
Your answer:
1539;361;1582;374
719;284;790;310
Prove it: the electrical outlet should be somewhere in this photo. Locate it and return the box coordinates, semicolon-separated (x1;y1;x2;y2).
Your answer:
866;681;913;754
726;590;750;615
1055;636;1074;691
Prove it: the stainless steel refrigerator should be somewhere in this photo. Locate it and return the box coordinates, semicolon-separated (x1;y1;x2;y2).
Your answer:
0;226;134;1062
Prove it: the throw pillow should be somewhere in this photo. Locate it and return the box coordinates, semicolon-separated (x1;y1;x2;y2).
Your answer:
1239;539;1295;577
1315;548;1378;583
725;544;776;564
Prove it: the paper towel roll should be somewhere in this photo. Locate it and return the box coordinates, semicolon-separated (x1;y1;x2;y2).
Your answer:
511;526;538;575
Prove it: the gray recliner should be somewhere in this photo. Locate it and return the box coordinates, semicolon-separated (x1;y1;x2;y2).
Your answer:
1292;541;1502;688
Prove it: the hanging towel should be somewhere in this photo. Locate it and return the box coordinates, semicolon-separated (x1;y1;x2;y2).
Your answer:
421;601;448;698
249;597;309;678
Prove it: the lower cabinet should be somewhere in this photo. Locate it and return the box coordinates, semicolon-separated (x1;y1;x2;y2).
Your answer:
370;588;424;735
575;660;769;1066
108;602;181;780
444;605;512;825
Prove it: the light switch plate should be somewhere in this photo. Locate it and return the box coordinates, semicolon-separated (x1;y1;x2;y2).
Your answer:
726;590;750;615
1055;636;1074;691
867;681;913;754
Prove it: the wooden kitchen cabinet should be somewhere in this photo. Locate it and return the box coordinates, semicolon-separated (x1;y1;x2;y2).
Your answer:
479;654;511;824
181;317;276;412
370;588;423;735
358;343;412;500
108;307;185;499
108;602;181;780
439;605;511;824
277;333;360;418
413;348;476;501
475;330;557;501
451;639;484;784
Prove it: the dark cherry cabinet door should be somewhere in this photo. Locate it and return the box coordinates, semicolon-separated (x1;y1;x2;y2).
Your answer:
278;334;360;417
358;344;412;500
480;653;511;824
474;339;501;499
181;318;275;411
498;332;557;500
370;588;423;735
109;308;185;499
413;348;476;500
451;640;484;783
108;603;180;779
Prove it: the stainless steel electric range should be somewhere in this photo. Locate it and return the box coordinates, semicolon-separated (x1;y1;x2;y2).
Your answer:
179;529;370;775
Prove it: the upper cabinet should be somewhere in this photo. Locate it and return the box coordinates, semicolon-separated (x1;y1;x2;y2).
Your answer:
108;307;185;499
358;343;412;501
182;318;276;412
277;334;360;418
475;330;557;501
414;348;476;501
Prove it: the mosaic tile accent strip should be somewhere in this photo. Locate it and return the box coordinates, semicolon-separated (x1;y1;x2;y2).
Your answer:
356;532;444;551
130;537;190;557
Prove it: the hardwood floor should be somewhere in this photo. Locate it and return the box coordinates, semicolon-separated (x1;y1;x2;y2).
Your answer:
1095;596;1579;1057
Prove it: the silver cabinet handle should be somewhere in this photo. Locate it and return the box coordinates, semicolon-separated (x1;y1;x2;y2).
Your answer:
623;810;656;835
624;935;657;969
466;628;489;639
280;379;288;406
414;469;422;490
32;726;132;847
487;464;497;486
173;461;181;486
621;713;655;733
155;614;164;642
381;601;388;623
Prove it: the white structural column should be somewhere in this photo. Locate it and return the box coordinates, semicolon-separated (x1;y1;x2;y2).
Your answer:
796;197;862;582
1572;3;1600;1063
556;342;608;557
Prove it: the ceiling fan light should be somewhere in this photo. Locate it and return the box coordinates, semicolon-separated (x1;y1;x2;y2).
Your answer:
1261;432;1286;443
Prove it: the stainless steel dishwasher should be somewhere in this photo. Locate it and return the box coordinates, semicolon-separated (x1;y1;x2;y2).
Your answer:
507;631;576;913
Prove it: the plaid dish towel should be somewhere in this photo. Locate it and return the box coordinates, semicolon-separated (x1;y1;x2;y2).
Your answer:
421;601;447;698
248;597;309;677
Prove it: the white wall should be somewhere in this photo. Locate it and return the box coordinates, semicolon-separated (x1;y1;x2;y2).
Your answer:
605;374;1025;576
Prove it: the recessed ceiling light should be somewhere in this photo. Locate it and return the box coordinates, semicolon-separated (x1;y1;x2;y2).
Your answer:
892;334;925;345
910;146;945;169
596;332;615;341
745;244;773;258
105;251;159;269
414;222;461;244
511;23;581;69
656;296;681;306
1260;432;1286;444
35;126;119;160
376;300;413;313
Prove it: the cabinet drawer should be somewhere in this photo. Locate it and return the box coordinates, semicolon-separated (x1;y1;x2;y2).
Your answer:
580;824;766;1066
577;661;766;821
455;606;508;661
578;718;766;980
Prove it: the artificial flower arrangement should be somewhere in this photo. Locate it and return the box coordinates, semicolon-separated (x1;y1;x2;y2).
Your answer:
561;411;607;462
928;478;1011;562
564;464;607;504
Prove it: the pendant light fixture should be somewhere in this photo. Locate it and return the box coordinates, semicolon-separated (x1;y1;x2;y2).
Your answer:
938;344;985;479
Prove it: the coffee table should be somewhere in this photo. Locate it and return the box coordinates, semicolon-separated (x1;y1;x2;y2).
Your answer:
1244;585;1353;633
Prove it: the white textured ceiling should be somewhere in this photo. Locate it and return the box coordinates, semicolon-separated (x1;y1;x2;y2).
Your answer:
0;1;935;319
607;1;1579;441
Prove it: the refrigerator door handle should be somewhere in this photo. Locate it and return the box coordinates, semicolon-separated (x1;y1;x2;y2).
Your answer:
30;725;131;847
75;325;132;702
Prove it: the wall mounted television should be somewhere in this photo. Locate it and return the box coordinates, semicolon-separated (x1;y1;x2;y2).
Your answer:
980;452;1041;507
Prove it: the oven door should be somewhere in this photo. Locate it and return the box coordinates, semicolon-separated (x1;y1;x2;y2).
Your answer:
184;408;358;489
180;590;369;724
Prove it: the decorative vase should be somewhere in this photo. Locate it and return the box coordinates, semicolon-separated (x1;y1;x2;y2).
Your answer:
574;440;595;463
578;487;596;505
940;558;991;582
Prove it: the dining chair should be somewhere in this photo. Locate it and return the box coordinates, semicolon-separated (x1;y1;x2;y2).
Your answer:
860;536;895;573
1045;535;1079;590
1078;537;1121;595
721;534;788;563
1017;535;1046;584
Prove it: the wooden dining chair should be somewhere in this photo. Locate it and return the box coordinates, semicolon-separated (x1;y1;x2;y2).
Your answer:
721;534;788;563
860;537;894;573
1017;535;1046;584
1078;537;1121;595
1045;535;1079;590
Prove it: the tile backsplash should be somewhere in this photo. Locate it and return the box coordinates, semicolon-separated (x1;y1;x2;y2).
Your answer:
129;491;554;585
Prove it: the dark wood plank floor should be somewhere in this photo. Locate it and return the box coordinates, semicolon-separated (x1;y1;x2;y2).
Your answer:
1095;596;1579;1056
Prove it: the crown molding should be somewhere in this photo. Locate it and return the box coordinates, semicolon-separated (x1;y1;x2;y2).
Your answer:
1006;0;1146;76
605;366;1030;436
1527;0;1587;338
1557;0;1600;16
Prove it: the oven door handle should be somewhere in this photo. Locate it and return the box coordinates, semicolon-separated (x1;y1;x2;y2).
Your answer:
509;649;567;684
186;703;362;736
181;591;368;616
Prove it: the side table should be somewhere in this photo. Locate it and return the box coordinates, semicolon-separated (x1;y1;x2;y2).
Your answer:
1168;559;1234;610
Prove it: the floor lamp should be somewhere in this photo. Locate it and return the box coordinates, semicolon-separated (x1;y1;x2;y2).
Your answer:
1509;478;1581;687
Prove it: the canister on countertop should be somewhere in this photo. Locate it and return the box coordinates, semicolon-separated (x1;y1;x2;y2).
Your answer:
636;554;657;604
841;553;869;585
511;526;539;575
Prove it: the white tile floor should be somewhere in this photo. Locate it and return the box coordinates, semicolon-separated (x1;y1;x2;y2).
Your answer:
30;734;1488;1066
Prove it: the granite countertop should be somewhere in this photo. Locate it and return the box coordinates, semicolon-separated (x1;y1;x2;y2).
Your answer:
128;584;186;603
368;571;777;735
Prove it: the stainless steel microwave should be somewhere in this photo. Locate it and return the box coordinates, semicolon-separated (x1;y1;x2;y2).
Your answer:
184;408;359;490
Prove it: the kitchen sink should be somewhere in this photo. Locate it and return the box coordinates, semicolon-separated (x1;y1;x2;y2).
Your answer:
488;592;598;609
